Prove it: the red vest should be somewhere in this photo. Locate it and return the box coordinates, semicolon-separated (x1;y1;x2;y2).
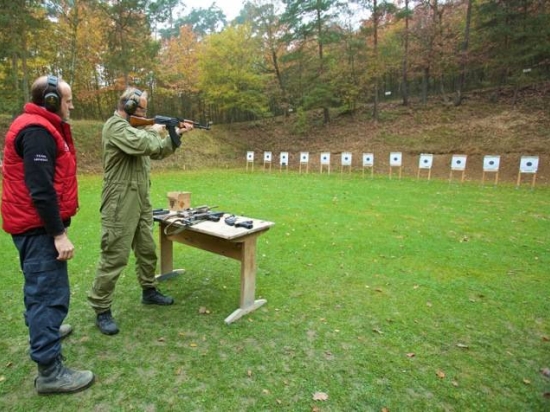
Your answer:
1;103;78;234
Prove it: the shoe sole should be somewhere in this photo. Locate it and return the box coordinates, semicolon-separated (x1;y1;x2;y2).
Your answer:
141;300;174;305
36;375;95;395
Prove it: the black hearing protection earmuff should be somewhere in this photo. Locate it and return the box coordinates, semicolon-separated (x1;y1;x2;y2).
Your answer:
44;75;60;112
123;89;143;115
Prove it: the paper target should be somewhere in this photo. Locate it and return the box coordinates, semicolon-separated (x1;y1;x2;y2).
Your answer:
300;152;309;163
451;155;467;171
389;152;402;167
280;152;289;166
246;151;254;161
363;153;374;167
320;152;331;165
519;156;539;173
418;154;433;169
263;151;272;162
483;155;500;172
341;152;352;166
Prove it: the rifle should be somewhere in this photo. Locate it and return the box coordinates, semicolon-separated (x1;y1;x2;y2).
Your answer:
129;115;211;130
153;206;225;235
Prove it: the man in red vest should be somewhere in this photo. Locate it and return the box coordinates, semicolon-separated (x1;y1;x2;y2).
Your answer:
1;75;94;394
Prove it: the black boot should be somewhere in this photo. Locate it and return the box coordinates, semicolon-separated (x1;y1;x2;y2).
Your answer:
96;310;119;335
142;288;174;305
35;356;94;395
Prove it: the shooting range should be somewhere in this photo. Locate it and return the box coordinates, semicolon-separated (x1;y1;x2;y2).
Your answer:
362;153;374;178
320;152;331;174
246;151;254;171
482;155;501;185
389;152;403;179
516;155;539;188
341;152;352;174
417;153;434;180
299;152;309;174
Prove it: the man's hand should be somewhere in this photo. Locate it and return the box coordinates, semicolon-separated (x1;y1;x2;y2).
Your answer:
177;122;194;134
54;231;75;261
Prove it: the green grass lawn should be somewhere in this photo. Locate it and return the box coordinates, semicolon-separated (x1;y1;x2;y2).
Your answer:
0;170;548;411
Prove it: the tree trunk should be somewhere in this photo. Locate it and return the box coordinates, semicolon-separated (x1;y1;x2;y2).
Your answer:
402;0;410;107
454;0;472;106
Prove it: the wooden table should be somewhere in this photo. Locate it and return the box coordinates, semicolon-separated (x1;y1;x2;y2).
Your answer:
154;212;274;324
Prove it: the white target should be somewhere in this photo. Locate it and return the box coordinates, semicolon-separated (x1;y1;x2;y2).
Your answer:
483;155;500;172
246;151;254;161
320;152;331;165
418;154;433;169
363;153;374;167
300;152;309;163
519;156;539;173
389;152;402;167
264;151;272;162
280;152;289;166
451;155;467;171
341;152;352;166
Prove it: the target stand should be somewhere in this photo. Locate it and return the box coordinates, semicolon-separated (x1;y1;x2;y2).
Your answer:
320;152;331;174
516;156;539;188
416;154;433;181
246;151;254;172
482;155;500;186
362;153;374;178
263;151;272;172
340;152;352;175
449;154;467;183
389;152;403;180
299;152;309;174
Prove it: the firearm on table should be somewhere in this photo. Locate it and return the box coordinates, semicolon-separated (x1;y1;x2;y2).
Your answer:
153;206;224;235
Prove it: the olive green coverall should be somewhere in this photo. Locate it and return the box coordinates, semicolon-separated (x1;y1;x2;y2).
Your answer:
88;112;177;313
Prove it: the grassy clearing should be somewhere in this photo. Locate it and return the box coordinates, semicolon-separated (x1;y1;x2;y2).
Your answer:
0;170;549;411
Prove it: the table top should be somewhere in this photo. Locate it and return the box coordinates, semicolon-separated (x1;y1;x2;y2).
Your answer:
155;211;275;240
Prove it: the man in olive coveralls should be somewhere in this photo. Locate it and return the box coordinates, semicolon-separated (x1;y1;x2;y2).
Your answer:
88;88;193;335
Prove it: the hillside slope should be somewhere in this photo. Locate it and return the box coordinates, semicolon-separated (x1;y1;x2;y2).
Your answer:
186;83;550;184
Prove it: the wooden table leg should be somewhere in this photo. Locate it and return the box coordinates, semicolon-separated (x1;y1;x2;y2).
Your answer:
156;223;185;281
224;237;266;324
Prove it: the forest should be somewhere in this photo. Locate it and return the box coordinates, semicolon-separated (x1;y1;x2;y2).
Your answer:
0;0;549;126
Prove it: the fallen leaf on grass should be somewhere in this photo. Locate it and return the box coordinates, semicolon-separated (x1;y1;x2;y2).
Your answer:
198;306;211;314
436;370;446;379
544;392;550;399
406;353;415;358
523;378;531;385
312;391;329;401
451;381;459;387
157;337;166;342
372;328;383;334
541;368;550;378
382;408;390;412
456;343;469;349
0;375;5;383
542;336;549;342
189;343;197;347
247;369;253;377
